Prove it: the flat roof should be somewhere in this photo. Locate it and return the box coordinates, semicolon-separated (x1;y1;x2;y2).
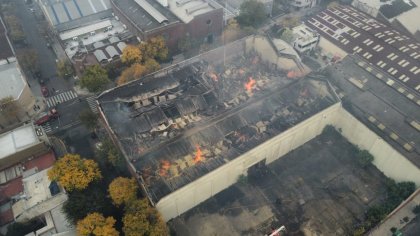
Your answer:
59;19;112;41
0;62;26;100
99;52;338;202
0;17;14;61
306;5;420;94
392;1;420;35
40;0;111;26
167;0;217;23
112;0;180;32
0;124;41;160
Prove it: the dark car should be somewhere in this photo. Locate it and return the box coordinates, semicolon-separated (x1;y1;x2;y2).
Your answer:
41;86;49;97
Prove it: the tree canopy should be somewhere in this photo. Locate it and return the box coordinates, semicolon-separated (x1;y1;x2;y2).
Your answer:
4;15;25;42
57;60;74;79
79;109;98;130
121;45;143;64
47;154;102;191
17;49;39;72
236;0;267;28
108;177;138;206
280;28;295;43
117;63;147;86
80;65;110;93
76;212;119;236
356;150;374;168
0;96;21;121
140;36;168;61
123;199;167;236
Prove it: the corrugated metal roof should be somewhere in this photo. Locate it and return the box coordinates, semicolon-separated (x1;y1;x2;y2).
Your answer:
134;0;169;23
105;45;119;58
93;50;108;62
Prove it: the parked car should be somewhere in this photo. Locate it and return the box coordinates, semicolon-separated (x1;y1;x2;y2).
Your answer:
41;86;49;97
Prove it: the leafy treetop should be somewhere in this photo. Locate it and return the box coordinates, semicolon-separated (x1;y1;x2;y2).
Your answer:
80;65;110;93
236;0;267;28
47;154;102;191
76;212;119;236
108;177;138;206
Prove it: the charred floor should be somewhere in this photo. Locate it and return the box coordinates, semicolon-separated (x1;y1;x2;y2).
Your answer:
168;129;389;236
98;52;338;203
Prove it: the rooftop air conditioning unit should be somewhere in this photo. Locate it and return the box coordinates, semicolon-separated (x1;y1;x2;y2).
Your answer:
73;36;78;41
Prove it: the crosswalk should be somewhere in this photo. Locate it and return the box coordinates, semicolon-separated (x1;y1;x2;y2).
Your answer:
46;90;78;108
86;96;98;113
41;122;52;133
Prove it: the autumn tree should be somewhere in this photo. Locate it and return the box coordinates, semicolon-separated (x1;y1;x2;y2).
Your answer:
281;16;300;28
140;36;168;61
121;45;143;65
108;177;138;206
47;154;102;191
117;63;147;85
80;65;110;93
76;212;119;236
223;18;241;43
4;15;25;42
57;60;74;79
0;96;21;122
17;49;39;73
236;0;267;28
123;199;168;236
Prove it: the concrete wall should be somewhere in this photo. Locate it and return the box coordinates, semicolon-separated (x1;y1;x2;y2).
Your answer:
245;36;297;71
333;109;420;186
157;102;342;221
156;104;420;221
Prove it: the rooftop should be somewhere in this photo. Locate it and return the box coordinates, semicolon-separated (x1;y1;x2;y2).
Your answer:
0;124;47;161
99;52;337;202
305;5;420;94
40;0;111;26
391;0;420;35
325;55;420;166
169;129;390;235
111;0;180;32
0;16;14;61
167;0;218;23
0;61;26;100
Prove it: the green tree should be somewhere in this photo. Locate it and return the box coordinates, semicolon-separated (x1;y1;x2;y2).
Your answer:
123;199;168;236
48;154;102;191
356;150;374;168
236;0;267;27
80;65;110;93
57;60;74;79
0;96;21;122
79;109;98;130
63;184;115;223
17;49;39;73
140;36;168;61
96;139;126;171
280;28;295;43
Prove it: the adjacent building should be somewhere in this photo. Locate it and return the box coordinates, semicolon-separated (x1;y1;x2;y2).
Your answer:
305;5;420;94
291;24;320;54
0;17;36;130
111;0;223;51
0;124;73;235
289;0;319;9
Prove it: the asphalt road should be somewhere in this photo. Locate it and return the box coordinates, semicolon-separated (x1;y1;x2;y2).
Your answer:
14;0;70;93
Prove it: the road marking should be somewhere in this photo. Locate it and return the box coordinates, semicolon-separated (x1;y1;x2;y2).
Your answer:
47;90;79;107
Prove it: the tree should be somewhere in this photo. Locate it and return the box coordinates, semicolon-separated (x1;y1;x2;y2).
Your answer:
280;28;295;43
108;177;138;206
117;63;147;85
17;49;39;73
121;45;143;65
63;184;116;223
57;60;74;79
140;36;168;61
0;96;21;122
281;16;300;28
96;139;126;171
76;212;119;236
123;199;168;236
144;58;160;73
79;109;98;130
4;15;25;42
223;19;241;43
236;0;267;28
47;154;102;191
413;204;420;215
80;65;110;93
356;150;374;168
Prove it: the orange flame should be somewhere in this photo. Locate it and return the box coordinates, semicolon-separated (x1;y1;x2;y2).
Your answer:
244;77;256;93
209;72;218;82
159;160;171;176
287;70;304;79
194;145;202;163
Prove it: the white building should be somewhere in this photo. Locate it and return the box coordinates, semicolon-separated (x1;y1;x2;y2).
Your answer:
289;0;318;9
292;24;319;54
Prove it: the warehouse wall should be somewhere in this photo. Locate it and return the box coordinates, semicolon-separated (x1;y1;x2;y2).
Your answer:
333;108;420;186
157;102;342;221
